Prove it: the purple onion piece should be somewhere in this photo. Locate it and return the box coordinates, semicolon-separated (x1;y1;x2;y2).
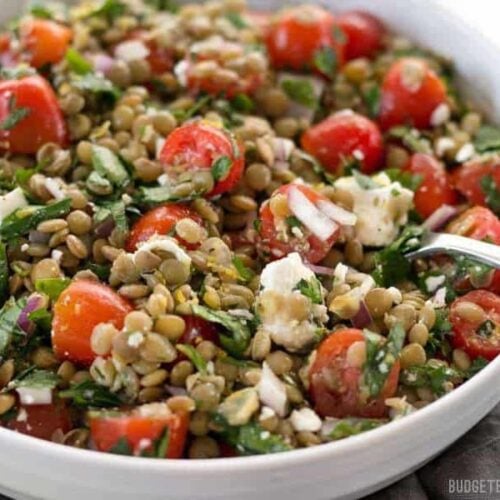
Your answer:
18;293;45;334
91;53;115;76
351;300;373;329
305;263;335;276
423;204;459;231
94;216;116;238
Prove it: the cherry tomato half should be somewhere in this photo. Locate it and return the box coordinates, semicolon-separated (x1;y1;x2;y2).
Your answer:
159;121;244;198
379;57;447;130
20;19;72;69
265;5;344;75
6;402;72;441
52;280;133;365
453;160;500;208
0;75;68;154
450;290;500;360
90;408;189;458
337;11;385;60
125;204;203;252
257;183;340;264
309;329;400;418
301;111;384;175
178;316;219;346
404;153;458;219
446;206;500;245
0;34;17;68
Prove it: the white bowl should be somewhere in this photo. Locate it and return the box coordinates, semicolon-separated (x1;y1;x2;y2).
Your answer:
1;1;500;499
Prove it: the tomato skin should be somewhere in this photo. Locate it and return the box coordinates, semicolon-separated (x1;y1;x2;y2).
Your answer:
301;111;384;175
453;160;500;208
450;290;500;360
257;183;340;264
126;30;173;75
0;76;68;154
0;34;17;68
7;402;72;441
178;316;219;346
309;329;399;418
379;58;447;130
337;11;385;60
52;280;133;366
125;204;202;252
20;19;72;68
90;411;189;458
159;121;244;198
446;206;500;245
404;153;458;219
265;5;344;73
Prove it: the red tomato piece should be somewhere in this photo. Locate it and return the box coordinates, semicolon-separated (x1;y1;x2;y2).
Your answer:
90;408;189;458
0;75;68;154
125;204;203;252
52;280;133;366
125;30;173;75
404;153;458;219
337;11;385;60
20;19;72;68
450;290;500;360
257;183;340;264
0;34;18;68
446;206;500;245
379;57;447;130
265;5;344;74
309;329;400;418
178;316;219;346
159;121;244;198
7;402;72;441
453;160;500;208
301;111;384;175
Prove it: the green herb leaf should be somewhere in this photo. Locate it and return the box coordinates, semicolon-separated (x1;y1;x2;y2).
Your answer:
281;79;317;109
94;200;128;238
9;367;59;390
144;0;178;11
332;25;347;44
284;215;301;229
362;324;406;397
465;357;488;378
137;185;200;206
362;84;381;118
474;125;500;153
65;48;93;75
400;364;460;395
91;145;129;187
225;12;248;29
0;95;30;131
59;380;123;408
387;126;432;154
86;263;111;280
352;169;378;190
0;298;26;356
0;242;8;305
35;278;71;301
30;4;54;19
232;256;254;283
177;344;207;374
328;418;386;440
72;74;121;106
313;46;337;78
212;414;292;455
149;427;170;458
90;0;126;19
28;308;52;332
108;437;133;455
170;95;211;122
372;226;424;287
211;156;231;181
230;93;254;113
191;304;251;358
480;174;500;215
294;278;323;304
384;168;423;191
0;198;71;241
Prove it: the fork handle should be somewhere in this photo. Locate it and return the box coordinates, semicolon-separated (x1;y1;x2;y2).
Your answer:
405;232;500;269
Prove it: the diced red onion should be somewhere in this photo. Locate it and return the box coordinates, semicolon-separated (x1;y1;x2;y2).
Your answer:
272;138;295;162
91;53;115;76
18;293;44;334
28;230;50;245
305;263;336;276
94;217;115;238
351;300;373;329
165;385;187;397
423;204;458;231
317;200;357;226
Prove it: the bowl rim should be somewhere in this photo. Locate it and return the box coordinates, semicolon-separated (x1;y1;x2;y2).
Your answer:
1;0;500;478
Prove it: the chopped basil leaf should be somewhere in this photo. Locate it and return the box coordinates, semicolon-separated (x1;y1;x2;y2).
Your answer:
9;367;59;390
384;168;423;191
212;414;291;455
477;319;495;338
352;169;378;190
295;278;323;304
144;0;178;11
0;243;8;305
89;0;126;19
313;46;337;78
362;324;405;397
34;278;71;301
230;93;254;113
177;344;208;374
362;83;381;118
225;12;248;29
253;218;262;232
465;357;488;378
15;163;42;186
387;126;432;154
144;427;170;458
425;309;452;357
372;225;424;287
480;174;500;215
232;256;255;283
93;200;128;238
474;125;500;153
211;155;231;181
109;437;133;455
28;308;52;333
281;79;317;109
91;145;129;187
171;95;211;122
30;4;54;19
191;304;251;358
400;363;460;395
328;418;385;440
0;199;72;241
0;298;26;356
86;263;111;280
0;95;30;131
59;380;122;408
65;48;93;75
72;74;121;106
285;215;301;229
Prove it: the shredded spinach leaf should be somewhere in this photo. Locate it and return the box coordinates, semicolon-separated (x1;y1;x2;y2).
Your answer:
281;79;317;109
211;156;231;181
59;380;122;408
313;46;337;78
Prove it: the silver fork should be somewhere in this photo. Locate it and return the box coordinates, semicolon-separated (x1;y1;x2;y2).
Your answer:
405;232;500;269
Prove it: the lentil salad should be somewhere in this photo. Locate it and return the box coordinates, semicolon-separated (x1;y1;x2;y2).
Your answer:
0;0;497;460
